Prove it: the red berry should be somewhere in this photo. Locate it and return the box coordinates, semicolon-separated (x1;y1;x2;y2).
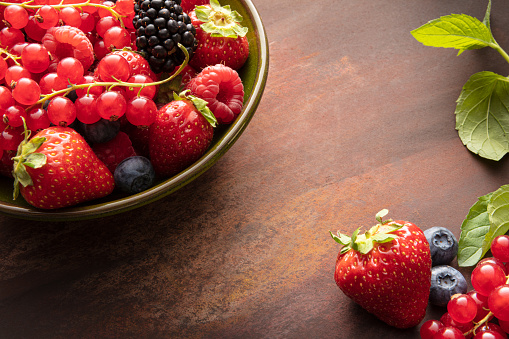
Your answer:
59;7;82;27
98;1;115;18
420;319;443;339
473;330;507;339
75;94;101;124
0;86;15;109
56;57;85;84
25;16;47;42
471;262;507;296
488;284;509;321
95;16;120;38
79;12;96;33
0;58;7;81
0;27;25;49
96;54;131;82
26;107;50;132
124;74;156;100
21;43;50;74
1;125;24;150
491;235;509;262
12;78;41;106
3;105;27;127
467;290;492;322
103;26;130;49
186;64;244;124
5;65;30;86
75;75;104;97
42;26;95;71
433;326;466;339
4;5;29;29
47;96;76;126
35;5;59;30
96;91;127;121
126;96;157;126
448;294;478;324
39;73;68;94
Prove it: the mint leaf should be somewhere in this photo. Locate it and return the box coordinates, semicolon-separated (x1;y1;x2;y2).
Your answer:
458;193;492;266
455;71;509;161
487;184;509;248
483;0;492;30
411;14;494;55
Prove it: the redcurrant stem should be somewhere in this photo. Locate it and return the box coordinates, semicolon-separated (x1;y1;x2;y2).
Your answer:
0;47;21;66
465;274;509;336
29;43;190;109
0;0;126;27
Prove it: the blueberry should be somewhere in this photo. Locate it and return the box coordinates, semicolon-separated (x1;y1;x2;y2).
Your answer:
429;265;467;307
80;119;120;144
424;226;458;266
114;156;155;194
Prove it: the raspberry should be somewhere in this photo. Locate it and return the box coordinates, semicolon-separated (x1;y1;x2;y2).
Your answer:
42;26;95;71
186;64;244;124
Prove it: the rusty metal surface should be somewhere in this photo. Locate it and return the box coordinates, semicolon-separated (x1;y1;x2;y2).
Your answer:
2;0;509;338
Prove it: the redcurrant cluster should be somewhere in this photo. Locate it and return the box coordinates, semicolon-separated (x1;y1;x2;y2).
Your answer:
0;0;185;157
421;235;509;339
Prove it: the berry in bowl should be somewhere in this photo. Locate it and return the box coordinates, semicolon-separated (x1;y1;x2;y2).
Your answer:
0;0;268;220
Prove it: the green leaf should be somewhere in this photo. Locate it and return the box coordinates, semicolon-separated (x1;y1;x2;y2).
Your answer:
458;193;493;266
176;90;217;127
329;231;351;246
371;234;398;243
483;0;492;31
411;13;494;55
375;209;388;223
455;71;509;161
486;184;509;248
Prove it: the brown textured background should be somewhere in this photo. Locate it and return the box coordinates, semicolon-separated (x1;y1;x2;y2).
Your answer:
2;0;509;338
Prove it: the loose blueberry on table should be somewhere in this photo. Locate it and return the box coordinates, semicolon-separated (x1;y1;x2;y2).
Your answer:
0;0;250;209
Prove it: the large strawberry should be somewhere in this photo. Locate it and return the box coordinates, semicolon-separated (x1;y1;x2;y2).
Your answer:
149;90;216;177
189;0;249;70
12;125;115;209
330;209;431;329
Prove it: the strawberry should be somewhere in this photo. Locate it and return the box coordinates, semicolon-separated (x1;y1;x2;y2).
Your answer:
188;0;249;70
149;90;216;177
12;125;115;209
330;209;432;329
181;0;208;14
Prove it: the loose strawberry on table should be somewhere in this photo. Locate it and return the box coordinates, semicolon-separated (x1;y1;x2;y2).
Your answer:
330;209;432;329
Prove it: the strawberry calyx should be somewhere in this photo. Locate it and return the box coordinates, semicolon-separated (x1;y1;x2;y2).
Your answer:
330;209;403;255
174;89;217;127
195;0;248;38
11;119;47;200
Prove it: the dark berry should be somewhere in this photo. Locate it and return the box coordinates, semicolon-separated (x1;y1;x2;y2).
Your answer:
429;265;468;307
424;227;459;266
80;118;121;144
114;156;155;194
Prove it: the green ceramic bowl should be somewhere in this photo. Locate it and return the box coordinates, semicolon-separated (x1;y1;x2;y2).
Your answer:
0;0;269;221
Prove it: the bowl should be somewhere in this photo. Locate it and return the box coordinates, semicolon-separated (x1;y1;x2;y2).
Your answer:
0;0;269;221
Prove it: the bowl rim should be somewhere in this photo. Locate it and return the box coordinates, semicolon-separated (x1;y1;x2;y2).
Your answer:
0;0;269;221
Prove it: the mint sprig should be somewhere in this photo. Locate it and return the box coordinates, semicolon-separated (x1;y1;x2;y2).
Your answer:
458;185;509;266
411;0;509;161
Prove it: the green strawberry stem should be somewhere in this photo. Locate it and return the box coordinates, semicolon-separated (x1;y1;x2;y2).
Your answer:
29;43;191;110
196;0;248;38
11;118;47;200
174;90;217;127
330;209;403;255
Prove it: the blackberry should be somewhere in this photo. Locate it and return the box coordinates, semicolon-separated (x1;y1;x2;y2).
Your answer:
133;0;197;73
